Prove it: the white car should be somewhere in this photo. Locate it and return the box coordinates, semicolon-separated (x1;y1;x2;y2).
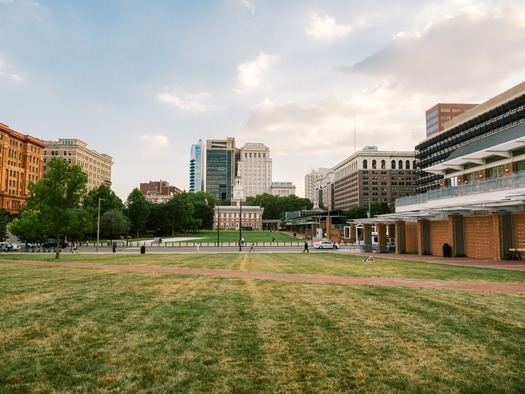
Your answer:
313;241;338;249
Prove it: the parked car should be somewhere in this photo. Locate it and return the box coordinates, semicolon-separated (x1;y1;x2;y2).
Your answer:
42;239;69;248
313;241;338;249
0;241;14;251
13;241;32;251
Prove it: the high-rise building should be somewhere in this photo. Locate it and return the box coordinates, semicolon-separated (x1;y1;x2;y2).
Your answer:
205;138;238;200
0;122;45;214
238;142;272;197
425;103;478;137
43;138;113;191
270;182;296;197
304;168;331;203
332;146;416;211
416;81;525;193
189;140;204;192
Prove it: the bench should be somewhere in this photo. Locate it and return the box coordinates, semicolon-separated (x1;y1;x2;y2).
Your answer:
509;248;525;260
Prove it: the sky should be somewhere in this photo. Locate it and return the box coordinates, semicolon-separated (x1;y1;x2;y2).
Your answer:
1;0;525;201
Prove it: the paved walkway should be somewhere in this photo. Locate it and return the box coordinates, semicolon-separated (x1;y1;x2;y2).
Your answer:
6;258;525;294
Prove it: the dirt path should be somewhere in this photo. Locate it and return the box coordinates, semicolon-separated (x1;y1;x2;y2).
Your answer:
7;260;525;294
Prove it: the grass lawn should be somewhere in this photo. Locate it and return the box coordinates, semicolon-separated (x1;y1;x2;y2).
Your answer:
1;254;524;393
167;230;299;244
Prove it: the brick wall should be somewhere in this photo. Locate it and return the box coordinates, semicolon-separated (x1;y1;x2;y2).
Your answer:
405;221;418;253
463;216;494;259
430;221;449;256
512;213;525;248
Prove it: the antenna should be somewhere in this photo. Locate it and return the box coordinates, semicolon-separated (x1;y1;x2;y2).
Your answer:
353;115;356;153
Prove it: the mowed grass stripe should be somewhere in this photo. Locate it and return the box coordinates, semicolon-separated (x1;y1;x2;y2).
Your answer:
1;259;525;392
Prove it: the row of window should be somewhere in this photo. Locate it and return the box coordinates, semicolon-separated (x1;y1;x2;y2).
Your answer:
363;159;415;170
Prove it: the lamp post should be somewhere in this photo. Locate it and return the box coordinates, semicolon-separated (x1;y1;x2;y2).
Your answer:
239;200;242;252
216;205;220;247
96;197;105;252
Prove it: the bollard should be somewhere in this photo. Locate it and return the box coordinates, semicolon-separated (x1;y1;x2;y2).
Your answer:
140;245;146;254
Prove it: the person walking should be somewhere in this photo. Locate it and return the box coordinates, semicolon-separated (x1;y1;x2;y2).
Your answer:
249;242;255;252
112;242;117;253
303;241;309;252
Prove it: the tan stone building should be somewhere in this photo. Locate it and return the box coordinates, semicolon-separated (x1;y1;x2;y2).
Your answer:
43;138;113;190
0;122;45;214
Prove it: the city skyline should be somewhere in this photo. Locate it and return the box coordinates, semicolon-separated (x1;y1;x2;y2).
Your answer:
1;1;525;200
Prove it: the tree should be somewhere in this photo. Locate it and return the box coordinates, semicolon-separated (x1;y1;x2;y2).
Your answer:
188;192;216;230
0;208;12;241
100;209;130;242
165;192;194;235
9;209;47;245
126;188;150;237
25;157;88;259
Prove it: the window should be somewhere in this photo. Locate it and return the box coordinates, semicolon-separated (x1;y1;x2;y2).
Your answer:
363;160;368;169
381;160;385;169
391;160;396;169
372;160;377;169
398;160;403;169
405;160;410;169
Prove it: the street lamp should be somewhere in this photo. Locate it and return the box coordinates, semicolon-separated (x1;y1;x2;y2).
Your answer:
239;200;242;252
216;204;220;247
96;197;105;252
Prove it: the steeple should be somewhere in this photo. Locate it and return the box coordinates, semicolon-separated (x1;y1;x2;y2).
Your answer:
232;172;245;206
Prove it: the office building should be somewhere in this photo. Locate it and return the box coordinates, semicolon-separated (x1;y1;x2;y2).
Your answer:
364;81;525;260
270;182;296;197
189;140;204;192
416;82;525;193
425;103;477;137
43;138;112;191
0;122;45;214
205;138;239;200
238;143;272;197
304;168;331;203
332;146;416;211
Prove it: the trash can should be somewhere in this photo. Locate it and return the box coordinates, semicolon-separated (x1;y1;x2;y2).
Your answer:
442;243;452;258
140;245;146;254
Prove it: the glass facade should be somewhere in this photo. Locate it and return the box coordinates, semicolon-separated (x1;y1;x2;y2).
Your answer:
189;142;203;192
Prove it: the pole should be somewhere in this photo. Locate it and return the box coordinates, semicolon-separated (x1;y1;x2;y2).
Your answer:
239;200;242;252
216;205;220;246
96;197;103;252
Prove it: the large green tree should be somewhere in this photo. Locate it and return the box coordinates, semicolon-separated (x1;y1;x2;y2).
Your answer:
24;157;88;259
100;209;130;242
126;188;150;237
188;191;217;230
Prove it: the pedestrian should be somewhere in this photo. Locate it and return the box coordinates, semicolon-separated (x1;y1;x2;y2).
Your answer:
249;242;255;252
73;242;78;253
112;242;117;253
196;243;200;253
303;241;309;252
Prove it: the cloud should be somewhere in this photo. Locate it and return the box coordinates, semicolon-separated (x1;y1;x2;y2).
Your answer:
242;0;255;14
138;134;171;147
341;9;525;93
235;52;279;94
0;57;26;82
305;14;352;41
157;91;212;112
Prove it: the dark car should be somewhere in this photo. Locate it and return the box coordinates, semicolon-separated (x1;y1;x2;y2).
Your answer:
42;239;69;248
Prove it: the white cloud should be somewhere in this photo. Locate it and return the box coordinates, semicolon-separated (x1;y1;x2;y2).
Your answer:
305;14;352;41
235;52;279;94
157;91;212;112
138;134;171;147
0;57;26;82
343;9;525;94
242;0;255;14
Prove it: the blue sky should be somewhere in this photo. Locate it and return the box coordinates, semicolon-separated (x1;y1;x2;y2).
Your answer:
1;0;525;200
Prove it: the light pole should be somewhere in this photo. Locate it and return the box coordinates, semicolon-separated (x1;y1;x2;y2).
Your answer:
96;197;105;252
239;200;242;252
216;204;220;247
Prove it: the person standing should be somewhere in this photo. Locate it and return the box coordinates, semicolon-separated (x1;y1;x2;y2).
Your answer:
112;242;117;253
303;241;309;252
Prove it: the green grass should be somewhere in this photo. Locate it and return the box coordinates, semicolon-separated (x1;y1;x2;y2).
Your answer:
171;230;299;243
1;255;524;393
3;252;525;284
